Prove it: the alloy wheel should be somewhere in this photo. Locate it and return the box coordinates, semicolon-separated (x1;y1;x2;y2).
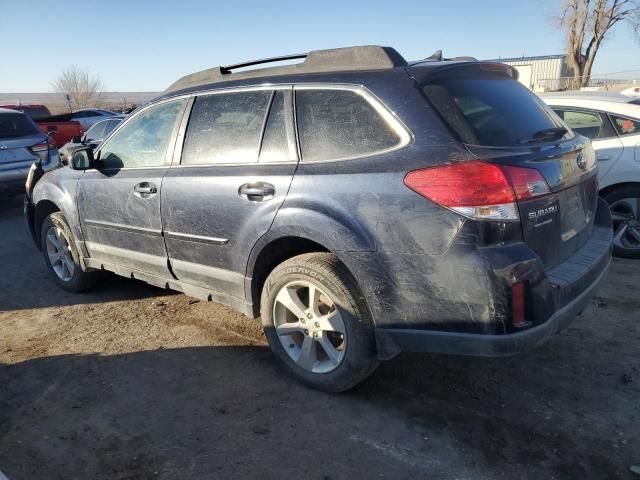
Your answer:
273;281;347;374
610;197;640;253
45;226;75;282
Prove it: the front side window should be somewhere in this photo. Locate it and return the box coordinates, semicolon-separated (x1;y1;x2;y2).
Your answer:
610;115;640;136
553;109;615;140
295;89;403;162
103;119;121;138
84;121;107;142
181;91;272;165
99;99;185;169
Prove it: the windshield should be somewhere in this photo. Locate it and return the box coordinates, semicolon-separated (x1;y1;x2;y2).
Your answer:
423;74;566;147
0;113;40;139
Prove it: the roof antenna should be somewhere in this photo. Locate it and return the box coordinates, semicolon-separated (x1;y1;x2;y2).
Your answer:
424;50;443;62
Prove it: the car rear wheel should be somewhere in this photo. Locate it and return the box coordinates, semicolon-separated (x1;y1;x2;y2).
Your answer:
261;253;378;392
41;212;96;291
603;185;640;258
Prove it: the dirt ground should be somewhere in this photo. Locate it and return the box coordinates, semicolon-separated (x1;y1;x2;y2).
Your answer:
0;194;638;480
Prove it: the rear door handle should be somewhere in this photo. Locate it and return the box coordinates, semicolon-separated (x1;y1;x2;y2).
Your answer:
596;155;611;161
134;182;158;197
238;182;275;202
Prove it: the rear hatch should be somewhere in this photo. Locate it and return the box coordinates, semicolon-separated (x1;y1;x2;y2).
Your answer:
416;63;598;269
0;112;47;182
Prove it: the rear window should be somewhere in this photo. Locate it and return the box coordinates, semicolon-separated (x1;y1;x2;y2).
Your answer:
15;106;50;120
423;75;564;147
0;113;39;139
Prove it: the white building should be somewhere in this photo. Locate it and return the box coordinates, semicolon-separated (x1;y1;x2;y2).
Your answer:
488;54;576;92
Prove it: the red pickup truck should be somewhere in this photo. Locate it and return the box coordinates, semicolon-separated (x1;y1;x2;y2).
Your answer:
0;104;84;148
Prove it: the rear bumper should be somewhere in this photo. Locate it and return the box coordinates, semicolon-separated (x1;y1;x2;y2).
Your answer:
374;197;613;359
376;256;609;357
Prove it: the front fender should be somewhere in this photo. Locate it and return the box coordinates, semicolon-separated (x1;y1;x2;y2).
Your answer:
32;168;83;250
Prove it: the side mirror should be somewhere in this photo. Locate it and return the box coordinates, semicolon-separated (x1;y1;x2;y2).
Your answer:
70;147;95;170
72;135;82;143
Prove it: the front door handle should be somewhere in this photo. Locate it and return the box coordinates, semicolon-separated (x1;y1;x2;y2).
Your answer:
238;182;275;202
134;182;158;198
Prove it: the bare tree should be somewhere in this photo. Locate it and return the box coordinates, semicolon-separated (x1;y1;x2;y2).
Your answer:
557;0;639;88
51;66;105;111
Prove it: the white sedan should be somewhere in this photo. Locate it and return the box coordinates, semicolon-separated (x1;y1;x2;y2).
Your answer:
541;91;640;257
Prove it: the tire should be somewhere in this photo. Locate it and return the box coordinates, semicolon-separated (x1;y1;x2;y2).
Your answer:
261;253;379;392
40;212;96;292
602;185;640;259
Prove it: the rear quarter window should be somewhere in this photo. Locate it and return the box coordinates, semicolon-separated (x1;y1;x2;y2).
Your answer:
423;75;564;147
610;115;640;136
295;89;403;162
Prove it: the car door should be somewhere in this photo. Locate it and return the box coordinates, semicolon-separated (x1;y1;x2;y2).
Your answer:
161;86;298;298
78;98;188;277
552;107;624;179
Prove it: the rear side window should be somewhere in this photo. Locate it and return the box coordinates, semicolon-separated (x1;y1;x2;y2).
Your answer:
182;91;272;165
553;109;616;140
295;89;402;162
423;75;563;146
0;113;39;139
259;91;294;163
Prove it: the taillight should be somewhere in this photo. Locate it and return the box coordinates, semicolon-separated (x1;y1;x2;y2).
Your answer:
500;165;551;201
29;138;56;154
404;160;551;221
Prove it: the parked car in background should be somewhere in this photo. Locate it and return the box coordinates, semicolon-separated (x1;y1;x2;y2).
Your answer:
620;86;640;99
59;116;124;164
25;46;612;391
0;103;52;120
0;108;58;196
541;91;640;257
0;104;84;148
69;108;120;130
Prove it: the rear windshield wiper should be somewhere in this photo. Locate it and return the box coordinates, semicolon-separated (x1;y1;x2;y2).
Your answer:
518;127;567;144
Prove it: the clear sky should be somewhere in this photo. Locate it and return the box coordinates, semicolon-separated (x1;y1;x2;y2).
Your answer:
1;0;639;92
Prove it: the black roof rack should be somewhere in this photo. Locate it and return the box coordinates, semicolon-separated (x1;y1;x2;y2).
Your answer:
165;45;408;92
219;53;308;74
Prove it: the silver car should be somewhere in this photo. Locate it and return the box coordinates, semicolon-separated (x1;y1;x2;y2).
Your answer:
0;108;59;196
69;109;120;130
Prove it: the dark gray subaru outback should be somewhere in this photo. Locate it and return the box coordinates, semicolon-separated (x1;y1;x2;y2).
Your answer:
25;46;612;391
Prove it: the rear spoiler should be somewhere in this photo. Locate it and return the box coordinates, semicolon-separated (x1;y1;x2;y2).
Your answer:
407;61;519;84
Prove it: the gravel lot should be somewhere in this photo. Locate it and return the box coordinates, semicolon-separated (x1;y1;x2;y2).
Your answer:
0;194;638;479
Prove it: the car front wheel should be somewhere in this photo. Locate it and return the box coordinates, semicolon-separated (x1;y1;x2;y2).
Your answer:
40;212;95;292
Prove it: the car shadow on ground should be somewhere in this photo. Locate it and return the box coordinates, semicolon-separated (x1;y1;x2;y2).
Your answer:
1;194;175;313
1;338;637;479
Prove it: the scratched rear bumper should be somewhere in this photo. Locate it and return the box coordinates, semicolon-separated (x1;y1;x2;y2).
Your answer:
375;256;609;357
373;198;612;359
